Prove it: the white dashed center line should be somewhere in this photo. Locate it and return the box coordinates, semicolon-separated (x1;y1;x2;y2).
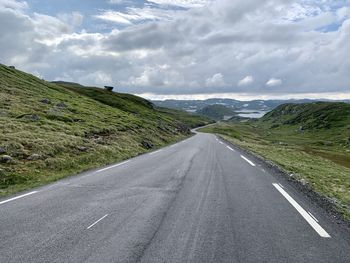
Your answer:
97;161;130;173
240;155;256;166
0;191;38;206
87;214;109;230
226;146;235;152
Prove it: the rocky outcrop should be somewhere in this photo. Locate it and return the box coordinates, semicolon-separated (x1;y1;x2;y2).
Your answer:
77;146;88;152
141;140;154;149
27;154;41;161
56;102;67;109
0;155;13;163
40;98;51;104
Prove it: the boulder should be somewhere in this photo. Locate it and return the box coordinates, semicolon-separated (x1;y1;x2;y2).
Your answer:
0;155;13;163
299;178;307;186
77;146;88;152
141;140;154;149
27;154;41;161
29;114;40;121
93;137;104;144
104;86;114;91
56;102;67;109
22;114;40;122
40;98;51;104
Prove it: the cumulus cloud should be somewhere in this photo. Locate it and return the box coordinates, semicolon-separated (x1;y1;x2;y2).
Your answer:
238;76;254;87
206;73;225;87
266;78;282;87
0;0;350;98
94;6;177;25
0;0;28;10
94;10;136;24
147;0;212;8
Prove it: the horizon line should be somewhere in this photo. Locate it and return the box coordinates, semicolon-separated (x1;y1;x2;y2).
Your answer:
136;92;350;101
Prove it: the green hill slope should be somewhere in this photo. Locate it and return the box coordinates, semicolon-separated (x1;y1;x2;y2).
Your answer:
197;104;235;120
0;64;210;196
53;81;212;129
262;102;350;129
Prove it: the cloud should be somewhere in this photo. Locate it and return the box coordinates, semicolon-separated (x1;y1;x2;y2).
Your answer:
58;12;84;27
336;6;350;20
147;0;212;8
0;0;28;10
238;76;254;86
206;73;225;87
266;78;282;87
94;10;135;24
0;0;350;99
94;6;178;25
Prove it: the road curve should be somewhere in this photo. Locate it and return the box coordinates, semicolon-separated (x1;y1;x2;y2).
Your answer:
0;132;349;262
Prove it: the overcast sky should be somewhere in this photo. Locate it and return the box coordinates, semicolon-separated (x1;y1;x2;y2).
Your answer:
1;0;350;100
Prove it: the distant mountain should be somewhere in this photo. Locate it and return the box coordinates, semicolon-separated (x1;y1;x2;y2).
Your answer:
196;104;236;120
153;98;350;118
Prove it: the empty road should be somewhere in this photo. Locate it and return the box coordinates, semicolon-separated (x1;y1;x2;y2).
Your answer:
0;132;349;262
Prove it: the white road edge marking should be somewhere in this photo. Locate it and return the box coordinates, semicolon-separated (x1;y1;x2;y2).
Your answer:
308;211;319;223
150;149;162;155
219;141;224;145
0;191;38;205
97;160;130;173
278;183;284;189
87;214;109;230
272;183;330;238
226;146;235;152
240;155;256;166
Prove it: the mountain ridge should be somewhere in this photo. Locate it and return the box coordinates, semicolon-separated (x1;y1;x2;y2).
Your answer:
153;98;350;114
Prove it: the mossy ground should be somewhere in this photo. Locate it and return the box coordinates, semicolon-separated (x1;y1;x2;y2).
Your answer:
0;64;211;197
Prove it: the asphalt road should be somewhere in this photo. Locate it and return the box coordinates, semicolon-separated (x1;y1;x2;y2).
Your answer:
0;132;349;263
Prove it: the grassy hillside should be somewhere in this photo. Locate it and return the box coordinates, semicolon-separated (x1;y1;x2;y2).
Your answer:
200;102;350;220
52;81;155;112
262;102;350;129
53;81;212;129
197;104;236;120
0;64;210;197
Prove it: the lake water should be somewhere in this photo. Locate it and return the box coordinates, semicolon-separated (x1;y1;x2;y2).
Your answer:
237;110;269;119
